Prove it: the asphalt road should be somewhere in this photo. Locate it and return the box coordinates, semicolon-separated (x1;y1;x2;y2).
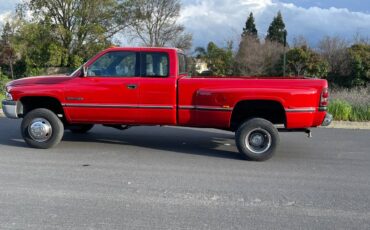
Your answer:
0;118;370;230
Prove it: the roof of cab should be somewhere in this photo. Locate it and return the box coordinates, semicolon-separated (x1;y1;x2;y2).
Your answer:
103;46;183;53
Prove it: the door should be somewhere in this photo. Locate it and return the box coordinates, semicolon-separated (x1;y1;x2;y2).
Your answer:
138;52;177;125
64;51;141;124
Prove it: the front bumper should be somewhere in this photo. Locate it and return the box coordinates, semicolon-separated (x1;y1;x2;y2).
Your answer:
2;100;22;119
321;113;333;127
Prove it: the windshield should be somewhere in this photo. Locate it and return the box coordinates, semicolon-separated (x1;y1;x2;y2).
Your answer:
69;66;82;77
69;58;91;77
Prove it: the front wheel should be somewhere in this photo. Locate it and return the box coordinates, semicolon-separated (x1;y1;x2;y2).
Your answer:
235;118;279;161
21;108;64;149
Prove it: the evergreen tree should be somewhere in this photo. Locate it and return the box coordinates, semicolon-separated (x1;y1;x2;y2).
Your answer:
266;11;286;44
242;12;258;38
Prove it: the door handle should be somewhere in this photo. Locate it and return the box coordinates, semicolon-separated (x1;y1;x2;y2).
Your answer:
127;84;138;90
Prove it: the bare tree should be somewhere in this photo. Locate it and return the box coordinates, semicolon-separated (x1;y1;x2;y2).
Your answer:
128;0;192;50
318;36;350;75
235;35;284;76
352;32;370;45
292;35;309;48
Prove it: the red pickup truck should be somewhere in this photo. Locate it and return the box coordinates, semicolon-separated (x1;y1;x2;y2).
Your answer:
2;47;332;161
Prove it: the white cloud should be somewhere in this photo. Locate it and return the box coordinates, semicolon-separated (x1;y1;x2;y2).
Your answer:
180;0;370;48
0;11;12;27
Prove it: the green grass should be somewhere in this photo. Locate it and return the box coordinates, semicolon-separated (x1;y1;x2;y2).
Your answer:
328;87;370;122
328;99;352;121
349;105;370;122
328;98;370;122
0;94;4;109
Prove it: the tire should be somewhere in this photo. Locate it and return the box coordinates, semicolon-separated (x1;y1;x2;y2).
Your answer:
21;108;64;149
68;124;94;134
235;118;279;161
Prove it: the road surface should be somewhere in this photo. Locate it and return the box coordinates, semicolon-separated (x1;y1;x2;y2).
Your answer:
0;118;369;229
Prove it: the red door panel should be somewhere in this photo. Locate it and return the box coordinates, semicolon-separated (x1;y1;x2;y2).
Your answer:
63;77;140;123
63;51;141;124
138;77;177;125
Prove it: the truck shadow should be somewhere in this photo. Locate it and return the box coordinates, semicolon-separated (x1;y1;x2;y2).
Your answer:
62;126;243;160
0;119;243;160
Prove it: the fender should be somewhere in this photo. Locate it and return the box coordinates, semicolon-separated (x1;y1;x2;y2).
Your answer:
195;87;318;110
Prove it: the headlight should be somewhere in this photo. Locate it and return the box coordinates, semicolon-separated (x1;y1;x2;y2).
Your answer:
6;92;13;100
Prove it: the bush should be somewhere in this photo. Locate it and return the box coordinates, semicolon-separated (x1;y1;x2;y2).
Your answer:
0;73;10;109
328;99;352;121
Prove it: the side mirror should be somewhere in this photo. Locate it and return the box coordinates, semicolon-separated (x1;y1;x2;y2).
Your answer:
82;65;88;77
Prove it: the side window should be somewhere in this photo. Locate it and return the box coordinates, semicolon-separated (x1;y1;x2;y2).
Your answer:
88;51;138;77
141;52;169;77
178;53;187;75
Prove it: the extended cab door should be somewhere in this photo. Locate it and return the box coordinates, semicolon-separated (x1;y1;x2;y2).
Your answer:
64;51;141;123
138;52;177;125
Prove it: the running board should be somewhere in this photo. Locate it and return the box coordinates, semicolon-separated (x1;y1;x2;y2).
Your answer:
278;128;312;138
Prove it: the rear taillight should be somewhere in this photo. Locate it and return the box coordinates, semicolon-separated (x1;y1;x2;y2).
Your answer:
319;88;329;110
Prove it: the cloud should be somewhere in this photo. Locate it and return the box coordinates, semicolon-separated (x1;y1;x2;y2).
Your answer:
180;0;370;48
0;0;21;27
0;11;12;27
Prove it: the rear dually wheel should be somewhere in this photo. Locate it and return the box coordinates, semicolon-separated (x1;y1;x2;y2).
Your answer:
235;118;280;161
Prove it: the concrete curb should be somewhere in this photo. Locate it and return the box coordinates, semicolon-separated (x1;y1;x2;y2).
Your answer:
1;110;369;130
323;121;370;130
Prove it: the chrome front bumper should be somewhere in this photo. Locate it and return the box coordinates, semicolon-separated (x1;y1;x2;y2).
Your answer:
321;113;333;127
2;100;22;119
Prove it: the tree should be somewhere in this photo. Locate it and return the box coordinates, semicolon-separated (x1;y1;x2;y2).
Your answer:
348;44;370;86
235;35;284;76
20;0;130;66
0;22;17;79
318;36;349;76
285;46;328;78
127;0;192;50
242;12;258;38
292;35;308;48
266;11;286;45
194;42;234;76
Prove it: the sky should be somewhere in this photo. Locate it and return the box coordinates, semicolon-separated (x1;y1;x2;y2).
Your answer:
1;0;370;49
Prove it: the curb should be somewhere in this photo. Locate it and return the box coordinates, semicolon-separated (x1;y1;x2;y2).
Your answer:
323;121;370;130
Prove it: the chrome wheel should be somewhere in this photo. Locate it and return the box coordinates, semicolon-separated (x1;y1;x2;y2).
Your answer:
245;128;272;154
28;118;53;142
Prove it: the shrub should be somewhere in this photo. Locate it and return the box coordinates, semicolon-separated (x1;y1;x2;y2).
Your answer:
0;74;10;109
328;99;352;121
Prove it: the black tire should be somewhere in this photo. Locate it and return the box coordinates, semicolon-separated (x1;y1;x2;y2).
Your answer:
68;124;94;134
235;118;279;161
21;108;64;149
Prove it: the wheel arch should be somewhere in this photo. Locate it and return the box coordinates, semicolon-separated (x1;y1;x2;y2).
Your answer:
20;96;66;119
230;99;286;131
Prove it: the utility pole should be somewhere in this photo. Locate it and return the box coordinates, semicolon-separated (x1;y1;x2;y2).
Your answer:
283;29;287;76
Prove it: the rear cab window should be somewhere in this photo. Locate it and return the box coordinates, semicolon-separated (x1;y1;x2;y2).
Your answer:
178;53;187;75
140;52;169;77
